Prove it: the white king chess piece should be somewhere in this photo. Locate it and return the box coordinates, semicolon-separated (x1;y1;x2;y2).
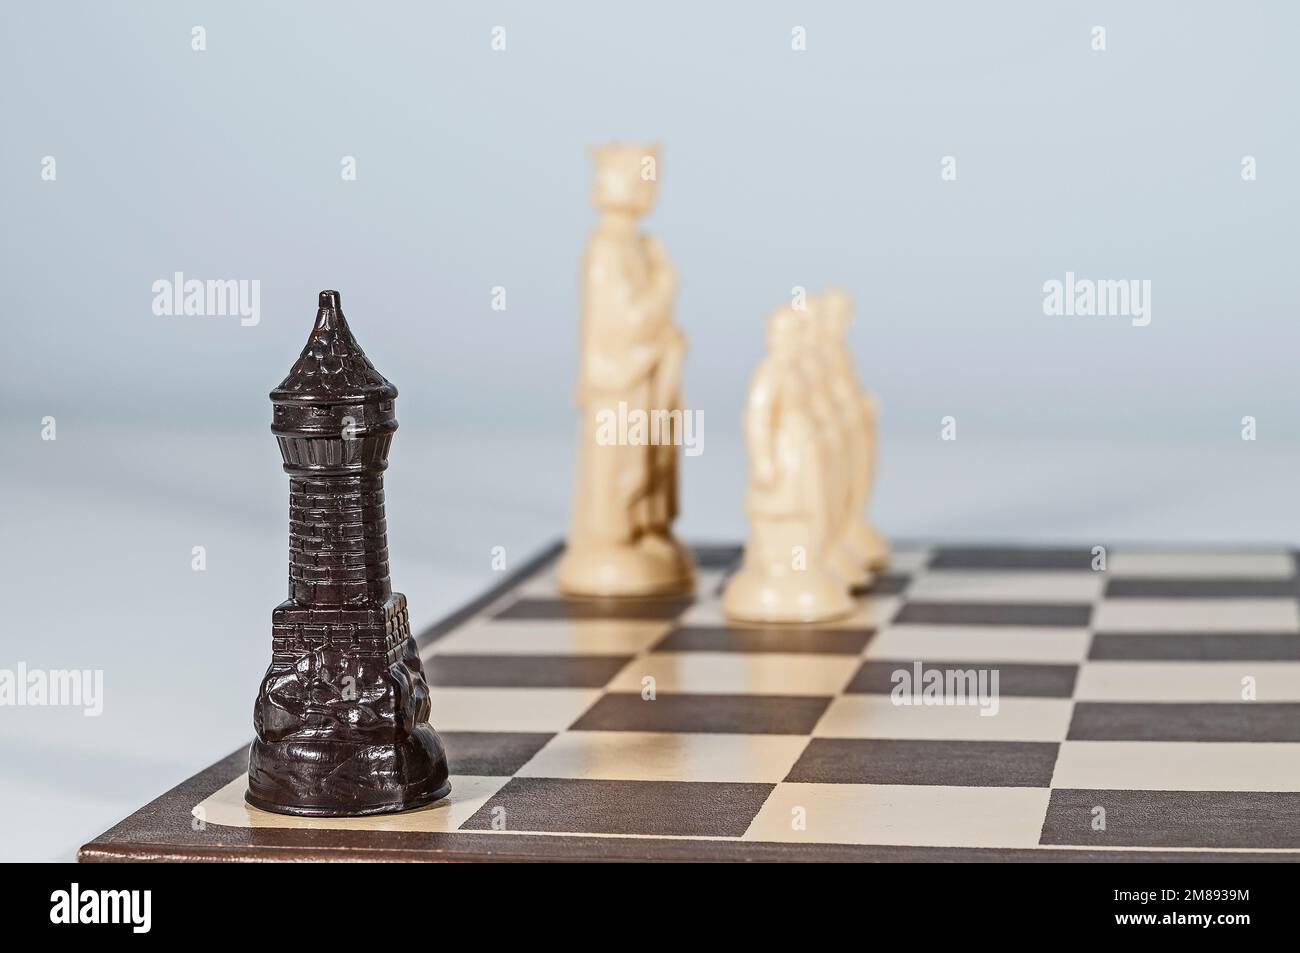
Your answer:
822;287;889;572
804;296;873;590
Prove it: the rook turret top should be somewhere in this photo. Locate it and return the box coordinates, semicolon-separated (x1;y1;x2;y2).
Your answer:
270;290;398;406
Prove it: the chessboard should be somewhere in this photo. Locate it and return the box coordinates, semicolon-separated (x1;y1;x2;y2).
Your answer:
80;541;1300;862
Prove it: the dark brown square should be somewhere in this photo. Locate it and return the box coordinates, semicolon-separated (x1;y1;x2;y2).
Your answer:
570;692;832;735
440;731;554;776
893;602;1092;627
424;654;633;688
1041;789;1300;848
494;597;693;622
846;660;1077;697
459;777;774;837
786;738;1059;786
653;625;873;655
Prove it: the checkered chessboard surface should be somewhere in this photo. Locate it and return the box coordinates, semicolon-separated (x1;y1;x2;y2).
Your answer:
82;542;1300;861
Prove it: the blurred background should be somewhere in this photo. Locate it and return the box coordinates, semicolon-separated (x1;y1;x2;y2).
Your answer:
1;1;1297;860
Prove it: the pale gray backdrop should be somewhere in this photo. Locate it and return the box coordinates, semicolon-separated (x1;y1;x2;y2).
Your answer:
1;1;1297;860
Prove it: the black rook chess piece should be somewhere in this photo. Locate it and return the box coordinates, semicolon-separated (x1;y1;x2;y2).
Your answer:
247;290;450;816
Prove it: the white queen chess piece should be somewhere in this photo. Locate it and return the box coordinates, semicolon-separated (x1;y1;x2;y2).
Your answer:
723;305;854;623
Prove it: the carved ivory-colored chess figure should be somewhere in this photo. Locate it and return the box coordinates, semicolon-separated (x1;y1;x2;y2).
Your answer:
801;298;873;590
723;305;854;623
821;287;889;571
556;143;695;597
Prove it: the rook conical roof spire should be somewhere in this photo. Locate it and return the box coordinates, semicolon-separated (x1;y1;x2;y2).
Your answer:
271;290;397;404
